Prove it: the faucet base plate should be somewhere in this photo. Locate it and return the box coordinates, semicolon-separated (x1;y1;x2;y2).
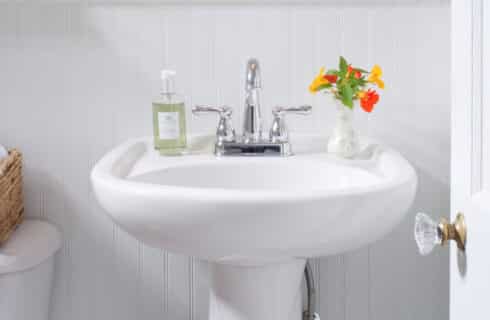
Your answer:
216;140;292;157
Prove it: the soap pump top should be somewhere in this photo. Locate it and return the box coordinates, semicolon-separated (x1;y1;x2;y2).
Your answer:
159;70;183;104
161;70;176;94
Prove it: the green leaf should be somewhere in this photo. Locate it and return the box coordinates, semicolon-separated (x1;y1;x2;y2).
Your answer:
356;68;368;73
339;56;348;74
341;84;353;109
316;83;332;91
326;69;339;75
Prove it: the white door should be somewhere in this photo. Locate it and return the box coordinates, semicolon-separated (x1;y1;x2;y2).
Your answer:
416;0;490;318
451;0;490;318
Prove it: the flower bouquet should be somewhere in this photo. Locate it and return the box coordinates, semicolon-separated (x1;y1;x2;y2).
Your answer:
309;56;385;158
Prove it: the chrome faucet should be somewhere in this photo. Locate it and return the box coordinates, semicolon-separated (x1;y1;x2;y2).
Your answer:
243;58;263;142
193;58;312;156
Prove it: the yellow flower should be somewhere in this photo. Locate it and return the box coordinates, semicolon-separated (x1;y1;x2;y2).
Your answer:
309;67;330;93
367;64;385;89
357;91;366;99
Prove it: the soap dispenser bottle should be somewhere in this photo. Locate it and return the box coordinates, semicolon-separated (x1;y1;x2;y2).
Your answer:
153;70;187;155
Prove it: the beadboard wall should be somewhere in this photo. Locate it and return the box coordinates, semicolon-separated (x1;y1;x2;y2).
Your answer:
0;3;449;320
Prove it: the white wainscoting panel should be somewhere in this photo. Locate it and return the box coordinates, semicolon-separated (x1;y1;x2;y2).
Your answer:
0;3;450;320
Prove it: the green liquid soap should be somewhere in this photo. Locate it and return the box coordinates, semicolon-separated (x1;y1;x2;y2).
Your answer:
152;70;187;155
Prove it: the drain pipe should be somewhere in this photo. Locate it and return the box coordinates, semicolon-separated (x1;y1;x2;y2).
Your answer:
303;260;320;320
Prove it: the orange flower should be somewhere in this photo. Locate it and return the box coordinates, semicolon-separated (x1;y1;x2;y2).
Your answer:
347;65;361;79
323;74;338;83
359;89;379;113
347;65;353;77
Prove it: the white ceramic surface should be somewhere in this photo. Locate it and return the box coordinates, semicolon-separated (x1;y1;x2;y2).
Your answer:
209;259;305;320
91;134;417;265
0;220;62;274
0;220;62;320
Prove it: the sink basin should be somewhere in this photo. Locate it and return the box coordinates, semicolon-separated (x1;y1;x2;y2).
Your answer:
91;134;416;264
91;134;416;320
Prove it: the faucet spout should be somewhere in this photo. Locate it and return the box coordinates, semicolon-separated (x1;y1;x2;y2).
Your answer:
245;58;261;90
243;58;263;142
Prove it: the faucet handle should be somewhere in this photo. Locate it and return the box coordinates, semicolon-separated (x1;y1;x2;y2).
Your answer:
272;105;312;116
192;105;235;143
270;105;312;143
192;105;233;117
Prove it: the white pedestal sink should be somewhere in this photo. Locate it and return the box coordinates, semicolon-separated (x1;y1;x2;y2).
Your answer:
91;134;417;320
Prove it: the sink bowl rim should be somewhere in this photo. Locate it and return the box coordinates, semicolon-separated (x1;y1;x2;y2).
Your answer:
91;136;417;203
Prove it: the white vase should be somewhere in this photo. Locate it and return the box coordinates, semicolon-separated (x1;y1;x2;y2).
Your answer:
327;101;360;158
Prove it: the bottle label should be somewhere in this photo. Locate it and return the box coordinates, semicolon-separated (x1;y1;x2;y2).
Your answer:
158;112;180;140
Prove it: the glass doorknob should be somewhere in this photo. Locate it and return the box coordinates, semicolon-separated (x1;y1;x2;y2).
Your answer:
414;212;467;256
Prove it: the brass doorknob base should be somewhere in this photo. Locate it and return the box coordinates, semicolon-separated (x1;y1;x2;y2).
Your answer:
438;213;467;251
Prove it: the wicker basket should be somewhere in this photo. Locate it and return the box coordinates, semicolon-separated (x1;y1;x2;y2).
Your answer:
0;149;24;245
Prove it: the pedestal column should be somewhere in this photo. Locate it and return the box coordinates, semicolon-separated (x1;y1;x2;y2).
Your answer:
209;259;306;320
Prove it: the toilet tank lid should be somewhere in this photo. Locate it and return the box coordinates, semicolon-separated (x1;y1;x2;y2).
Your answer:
0;220;62;274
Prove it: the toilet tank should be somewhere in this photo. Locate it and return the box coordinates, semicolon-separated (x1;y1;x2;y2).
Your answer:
0;220;62;320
